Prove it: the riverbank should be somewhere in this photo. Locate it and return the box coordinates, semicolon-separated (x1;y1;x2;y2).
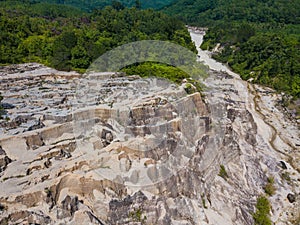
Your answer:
189;29;300;225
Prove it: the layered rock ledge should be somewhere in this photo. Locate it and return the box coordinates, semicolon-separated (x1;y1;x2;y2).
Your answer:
0;63;299;225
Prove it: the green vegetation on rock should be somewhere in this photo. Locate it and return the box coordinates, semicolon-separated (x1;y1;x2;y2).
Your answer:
218;165;229;180
253;196;272;225
264;176;276;196
122;62;189;83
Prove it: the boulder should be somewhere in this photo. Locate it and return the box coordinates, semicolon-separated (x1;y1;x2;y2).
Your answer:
287;193;296;203
279;161;288;170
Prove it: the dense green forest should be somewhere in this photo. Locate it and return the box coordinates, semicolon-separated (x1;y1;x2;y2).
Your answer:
0;0;175;12
48;0;176;10
163;0;300;98
0;0;85;17
0;1;195;75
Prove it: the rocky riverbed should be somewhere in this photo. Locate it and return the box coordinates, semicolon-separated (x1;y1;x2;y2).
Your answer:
0;30;299;225
190;28;300;224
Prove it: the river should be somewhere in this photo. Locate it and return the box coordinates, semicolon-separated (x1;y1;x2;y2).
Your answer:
189;30;240;79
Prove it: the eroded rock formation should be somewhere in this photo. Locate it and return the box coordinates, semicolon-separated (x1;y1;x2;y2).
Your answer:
0;63;299;225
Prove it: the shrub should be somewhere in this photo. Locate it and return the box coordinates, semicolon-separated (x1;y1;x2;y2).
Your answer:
253;196;272;225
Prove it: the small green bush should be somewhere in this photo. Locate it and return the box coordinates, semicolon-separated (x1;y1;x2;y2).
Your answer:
253;196;272;225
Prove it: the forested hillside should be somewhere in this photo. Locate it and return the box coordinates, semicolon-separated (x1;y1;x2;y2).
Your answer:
0;0;175;12
0;0;85;17
0;2;195;74
163;0;300;98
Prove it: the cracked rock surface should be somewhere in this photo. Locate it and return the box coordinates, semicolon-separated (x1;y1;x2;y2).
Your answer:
0;34;299;225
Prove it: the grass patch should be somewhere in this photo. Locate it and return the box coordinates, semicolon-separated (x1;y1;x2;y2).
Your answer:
264;176;276;196
121;62;208;86
218;165;229;180
253;196;272;225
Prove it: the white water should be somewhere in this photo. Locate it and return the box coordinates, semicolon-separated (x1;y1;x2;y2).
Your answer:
189;30;240;79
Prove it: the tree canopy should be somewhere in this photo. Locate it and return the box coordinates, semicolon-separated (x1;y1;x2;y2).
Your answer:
163;0;300;98
0;0;176;12
0;3;195;74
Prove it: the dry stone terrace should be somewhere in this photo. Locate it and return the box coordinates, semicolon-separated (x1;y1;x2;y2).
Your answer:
0;63;213;224
0;63;81;136
0;62;299;225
